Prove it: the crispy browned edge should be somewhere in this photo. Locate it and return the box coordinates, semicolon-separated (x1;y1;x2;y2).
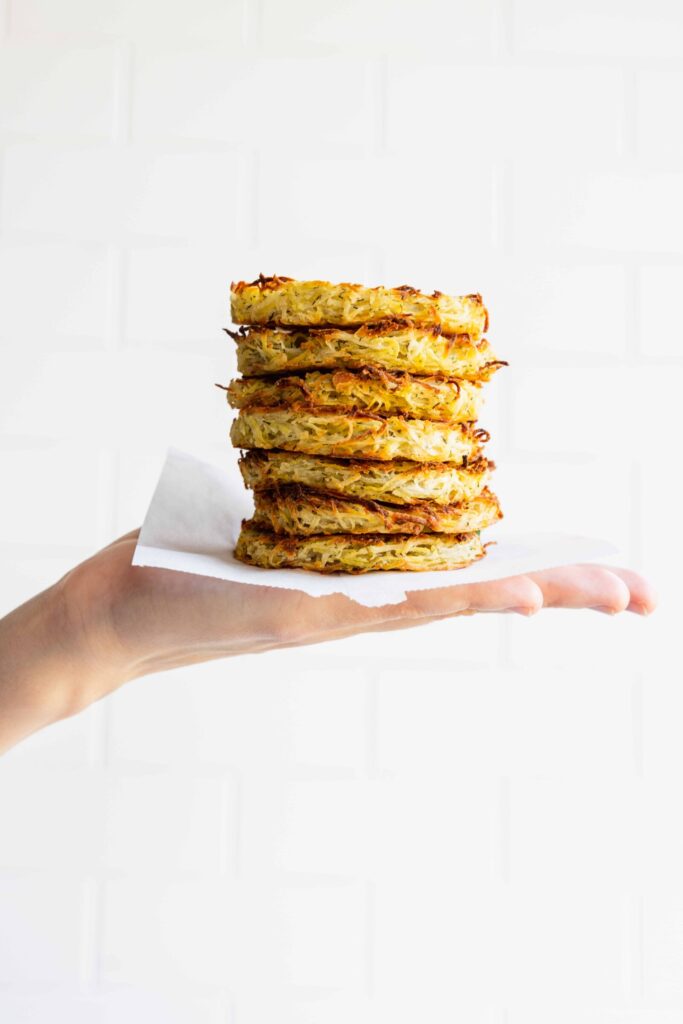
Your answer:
225;318;503;351
253;484;502;533
230;274;490;334
227;364;479;395
240;449;494;472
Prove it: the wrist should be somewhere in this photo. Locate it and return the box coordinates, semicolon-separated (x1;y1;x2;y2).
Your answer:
0;579;122;753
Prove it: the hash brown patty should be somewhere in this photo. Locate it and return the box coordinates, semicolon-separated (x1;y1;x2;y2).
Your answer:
231;322;504;380
226;368;482;423
238;450;493;506
234;522;486;573
230;407;488;463
230;275;488;336
251;485;502;536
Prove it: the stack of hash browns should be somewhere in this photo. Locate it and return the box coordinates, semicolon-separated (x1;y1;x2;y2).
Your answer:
225;275;506;573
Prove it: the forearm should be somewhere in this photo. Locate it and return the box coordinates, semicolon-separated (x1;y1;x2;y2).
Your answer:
0;583;113;755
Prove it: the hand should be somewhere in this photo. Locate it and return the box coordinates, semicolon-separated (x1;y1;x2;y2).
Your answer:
0;527;656;754
62;527;656;687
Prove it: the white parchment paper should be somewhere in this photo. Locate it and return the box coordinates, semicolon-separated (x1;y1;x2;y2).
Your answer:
132;448;620;607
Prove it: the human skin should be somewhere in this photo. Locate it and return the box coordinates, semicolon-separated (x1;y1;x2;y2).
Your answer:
0;527;657;755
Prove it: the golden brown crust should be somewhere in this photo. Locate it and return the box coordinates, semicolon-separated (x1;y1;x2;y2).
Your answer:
225;367;483;423
232;274;295;293
238;450;493;506
230;276;488;337
234;522;487;574
251;484;502;536
229;321;505;380
230;406;487;463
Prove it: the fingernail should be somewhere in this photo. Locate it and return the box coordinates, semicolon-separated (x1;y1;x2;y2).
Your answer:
630;602;650;616
593;605;618;615
510;606;535;616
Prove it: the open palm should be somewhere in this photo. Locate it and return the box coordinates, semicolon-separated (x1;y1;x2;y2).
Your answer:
0;528;657;754
63;528;657;694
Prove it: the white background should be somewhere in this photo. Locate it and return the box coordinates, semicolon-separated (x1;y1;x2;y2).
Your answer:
0;1;681;1021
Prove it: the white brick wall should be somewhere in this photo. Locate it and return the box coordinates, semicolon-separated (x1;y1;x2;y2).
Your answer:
385;63;625;159
514;0;683;57
0;1;679;1022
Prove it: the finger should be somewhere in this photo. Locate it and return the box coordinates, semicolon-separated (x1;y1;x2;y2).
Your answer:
397;574;544;618
291;575;545;646
591;565;658;615
279;573;549;649
358;606;481;637
107;528;141;547
275;607;476;651
527;564;631;614
92;529;141;557
261;572;542;647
